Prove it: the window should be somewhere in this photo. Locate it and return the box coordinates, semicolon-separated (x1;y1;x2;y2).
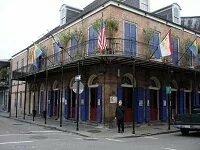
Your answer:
149;32;161;59
60;8;66;25
70;36;78;59
174;7;180;24
124;21;137;56
53;43;59;64
88;26;98;56
172;37;179;65
140;0;149;12
21;58;24;72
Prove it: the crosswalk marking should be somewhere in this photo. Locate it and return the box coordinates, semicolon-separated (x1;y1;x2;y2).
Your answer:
0;141;33;145
161;147;176;150
140;136;158;140
105;138;123;142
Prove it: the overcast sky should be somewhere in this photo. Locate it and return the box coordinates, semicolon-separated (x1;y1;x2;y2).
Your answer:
0;0;199;59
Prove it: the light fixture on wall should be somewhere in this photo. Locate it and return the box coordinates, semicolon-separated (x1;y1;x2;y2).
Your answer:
117;69;120;77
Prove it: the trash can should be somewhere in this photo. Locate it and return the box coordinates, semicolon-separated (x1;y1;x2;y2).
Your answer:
32;110;37;117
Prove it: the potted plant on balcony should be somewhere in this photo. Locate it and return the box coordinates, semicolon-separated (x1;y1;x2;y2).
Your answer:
60;31;71;49
180;39;193;67
92;18;119;54
71;29;84;60
143;27;156;59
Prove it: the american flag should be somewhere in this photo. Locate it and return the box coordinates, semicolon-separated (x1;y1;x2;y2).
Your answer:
98;18;107;51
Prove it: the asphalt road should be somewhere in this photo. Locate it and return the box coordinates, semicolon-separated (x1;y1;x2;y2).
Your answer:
0;117;199;150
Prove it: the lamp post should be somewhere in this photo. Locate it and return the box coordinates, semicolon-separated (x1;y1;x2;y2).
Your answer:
75;62;80;131
132;59;135;134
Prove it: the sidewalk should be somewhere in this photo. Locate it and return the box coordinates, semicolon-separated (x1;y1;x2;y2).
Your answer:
0;111;179;138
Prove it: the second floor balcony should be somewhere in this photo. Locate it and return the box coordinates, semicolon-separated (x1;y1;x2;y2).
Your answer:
12;38;200;80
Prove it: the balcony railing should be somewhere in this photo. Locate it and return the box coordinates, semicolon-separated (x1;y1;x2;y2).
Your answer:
12;38;200;79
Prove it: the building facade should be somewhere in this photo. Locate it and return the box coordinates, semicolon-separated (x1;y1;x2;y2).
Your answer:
11;0;200;127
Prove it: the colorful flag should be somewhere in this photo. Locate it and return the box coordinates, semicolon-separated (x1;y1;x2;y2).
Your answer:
159;30;172;57
32;44;42;69
189;39;198;56
98;18;107;51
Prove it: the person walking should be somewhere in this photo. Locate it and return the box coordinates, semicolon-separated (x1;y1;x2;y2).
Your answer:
115;100;124;133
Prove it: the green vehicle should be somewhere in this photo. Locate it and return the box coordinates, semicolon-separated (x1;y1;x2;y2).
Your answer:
174;106;200;135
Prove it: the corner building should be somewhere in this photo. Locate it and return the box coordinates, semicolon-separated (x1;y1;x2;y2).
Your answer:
11;0;200;127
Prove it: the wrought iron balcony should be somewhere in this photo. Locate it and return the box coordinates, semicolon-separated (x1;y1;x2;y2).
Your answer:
12;38;199;79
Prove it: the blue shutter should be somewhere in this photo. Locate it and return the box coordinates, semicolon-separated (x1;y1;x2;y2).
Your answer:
159;88;167;121
71;37;78;59
135;87;144;123
196;54;200;66
85;88;89;120
154;32;161;59
88;27;98;56
130;23;136;56
48;90;53;117
124;22;136;56
80;90;86;121
53;43;59;64
190;51;193;67
117;84;123;103
172;37;178;65
150;32;161;59
145;89;150;122
178;89;184;114
56;90;60;118
197;93;200;106
64;89;70;119
97;85;102;123
124;22;130;55
40;91;44;113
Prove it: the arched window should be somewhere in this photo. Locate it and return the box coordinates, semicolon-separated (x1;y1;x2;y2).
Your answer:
174;7;180;24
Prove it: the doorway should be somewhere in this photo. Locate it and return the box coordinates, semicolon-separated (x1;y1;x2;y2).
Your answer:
122;87;133;122
150;89;158;121
70;90;76;119
90;88;98;121
185;92;191;114
171;91;177;119
53;90;60;119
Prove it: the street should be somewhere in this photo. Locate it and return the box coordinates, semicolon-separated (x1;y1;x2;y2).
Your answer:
0;117;199;150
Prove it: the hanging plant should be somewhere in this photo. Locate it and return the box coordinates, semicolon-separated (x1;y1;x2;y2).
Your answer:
0;68;8;79
180;38;193;67
92;18;119;38
105;18;119;38
71;29;84;59
143;27;156;58
60;31;71;48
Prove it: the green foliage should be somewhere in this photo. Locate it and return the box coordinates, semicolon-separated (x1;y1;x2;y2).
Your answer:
105;18;119;38
143;27;156;57
71;29;84;43
0;68;8;79
92;18;119;38
60;32;71;48
143;28;156;43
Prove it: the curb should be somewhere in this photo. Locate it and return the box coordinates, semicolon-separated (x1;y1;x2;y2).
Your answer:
0;114;89;138
0;114;179;139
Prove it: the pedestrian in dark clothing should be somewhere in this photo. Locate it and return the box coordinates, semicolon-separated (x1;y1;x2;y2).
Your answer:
115;100;124;133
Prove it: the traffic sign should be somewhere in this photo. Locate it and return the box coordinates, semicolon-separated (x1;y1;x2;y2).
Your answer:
166;86;171;94
72;81;84;94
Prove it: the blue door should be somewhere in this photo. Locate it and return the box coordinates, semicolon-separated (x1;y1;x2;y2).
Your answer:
124;22;136;56
64;88;70;119
88;26;98;56
159;88;167;121
149;32;161;59
172;37;179;65
97;85;102;123
40;91;44;114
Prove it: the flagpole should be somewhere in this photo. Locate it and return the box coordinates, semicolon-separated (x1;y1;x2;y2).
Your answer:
177;38;198;64
149;29;172;59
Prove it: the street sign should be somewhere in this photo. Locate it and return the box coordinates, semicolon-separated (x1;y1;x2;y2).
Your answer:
166;86;171;94
72;81;84;94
